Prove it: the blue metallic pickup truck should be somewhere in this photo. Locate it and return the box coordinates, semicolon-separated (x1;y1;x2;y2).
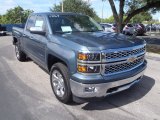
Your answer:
12;12;147;103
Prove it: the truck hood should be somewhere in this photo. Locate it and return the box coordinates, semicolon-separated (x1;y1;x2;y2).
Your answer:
56;31;145;51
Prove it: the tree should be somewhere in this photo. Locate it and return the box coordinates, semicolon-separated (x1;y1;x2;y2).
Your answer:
0;15;7;24
106;0;160;33
0;6;33;24
50;0;98;19
131;12;152;23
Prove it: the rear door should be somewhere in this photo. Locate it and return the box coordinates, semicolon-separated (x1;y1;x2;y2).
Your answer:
23;15;36;55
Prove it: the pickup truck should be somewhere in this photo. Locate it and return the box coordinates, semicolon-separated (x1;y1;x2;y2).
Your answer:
12;12;147;103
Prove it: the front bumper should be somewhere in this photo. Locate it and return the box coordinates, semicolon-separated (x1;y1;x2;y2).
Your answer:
70;69;145;98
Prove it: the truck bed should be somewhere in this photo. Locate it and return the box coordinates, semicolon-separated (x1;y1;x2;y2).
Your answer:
12;27;24;38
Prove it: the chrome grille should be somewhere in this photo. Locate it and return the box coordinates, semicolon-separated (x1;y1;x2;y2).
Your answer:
105;46;145;60
105;55;144;75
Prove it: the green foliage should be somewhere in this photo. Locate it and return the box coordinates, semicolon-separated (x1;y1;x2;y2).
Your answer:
103;12;153;24
102;16;114;23
50;0;98;18
0;6;33;24
143;19;160;24
130;12;152;23
93;15;101;22
126;0;160;15
102;15;127;23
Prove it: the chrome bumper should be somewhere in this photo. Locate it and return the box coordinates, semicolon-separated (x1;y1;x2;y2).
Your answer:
70;70;145;98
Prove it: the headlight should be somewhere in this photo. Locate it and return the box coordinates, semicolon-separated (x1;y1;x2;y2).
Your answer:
77;64;100;73
78;52;101;61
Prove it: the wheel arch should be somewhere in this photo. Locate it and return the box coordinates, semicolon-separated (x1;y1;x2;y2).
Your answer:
13;37;18;45
47;54;69;72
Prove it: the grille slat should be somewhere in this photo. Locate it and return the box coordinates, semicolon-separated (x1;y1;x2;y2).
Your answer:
105;46;145;60
105;55;144;75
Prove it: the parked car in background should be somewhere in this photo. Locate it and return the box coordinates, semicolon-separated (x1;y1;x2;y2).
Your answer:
154;24;160;31
111;23;117;32
100;23;113;32
146;24;154;32
122;24;135;35
134;23;146;35
100;23;117;32
157;24;160;31
0;24;7;36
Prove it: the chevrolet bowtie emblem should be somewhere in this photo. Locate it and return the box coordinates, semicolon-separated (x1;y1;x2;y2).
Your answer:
127;57;137;62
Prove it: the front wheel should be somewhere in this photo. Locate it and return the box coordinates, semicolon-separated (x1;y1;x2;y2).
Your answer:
15;43;26;61
50;63;72;104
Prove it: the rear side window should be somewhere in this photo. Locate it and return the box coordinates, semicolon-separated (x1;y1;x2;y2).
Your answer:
26;16;36;31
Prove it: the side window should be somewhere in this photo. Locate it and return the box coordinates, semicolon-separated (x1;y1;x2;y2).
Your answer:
35;16;46;31
26;16;36;31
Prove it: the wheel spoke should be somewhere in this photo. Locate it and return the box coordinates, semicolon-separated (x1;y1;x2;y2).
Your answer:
15;45;20;59
52;70;65;97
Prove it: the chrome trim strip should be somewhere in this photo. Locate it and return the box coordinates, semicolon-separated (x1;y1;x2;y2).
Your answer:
103;55;144;65
102;52;145;63
106;79;140;95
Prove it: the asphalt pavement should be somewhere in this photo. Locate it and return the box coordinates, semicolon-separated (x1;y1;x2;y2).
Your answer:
0;36;160;120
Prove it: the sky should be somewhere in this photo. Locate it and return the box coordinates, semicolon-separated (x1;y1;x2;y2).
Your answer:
0;0;160;21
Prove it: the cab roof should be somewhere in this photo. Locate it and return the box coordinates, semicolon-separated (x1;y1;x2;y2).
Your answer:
31;12;85;16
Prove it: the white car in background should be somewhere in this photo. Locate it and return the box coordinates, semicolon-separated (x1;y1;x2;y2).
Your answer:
100;23;116;32
123;24;135;35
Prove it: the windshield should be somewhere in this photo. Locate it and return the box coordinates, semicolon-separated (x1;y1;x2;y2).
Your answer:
48;14;103;33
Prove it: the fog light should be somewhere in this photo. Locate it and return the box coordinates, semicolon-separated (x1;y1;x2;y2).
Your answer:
84;87;97;92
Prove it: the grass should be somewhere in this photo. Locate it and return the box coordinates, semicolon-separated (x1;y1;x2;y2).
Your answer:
146;44;160;54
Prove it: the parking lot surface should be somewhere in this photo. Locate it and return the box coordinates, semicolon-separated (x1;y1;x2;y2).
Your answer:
0;36;160;120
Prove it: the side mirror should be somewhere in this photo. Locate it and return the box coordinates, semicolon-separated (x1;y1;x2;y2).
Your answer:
30;27;46;35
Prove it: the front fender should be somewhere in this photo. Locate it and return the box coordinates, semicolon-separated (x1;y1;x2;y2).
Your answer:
47;42;77;74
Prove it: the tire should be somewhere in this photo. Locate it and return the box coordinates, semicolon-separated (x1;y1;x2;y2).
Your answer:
15;43;27;62
50;63;72;104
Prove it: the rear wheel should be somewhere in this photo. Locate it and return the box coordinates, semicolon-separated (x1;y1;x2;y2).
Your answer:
15;43;26;61
50;63;72;104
